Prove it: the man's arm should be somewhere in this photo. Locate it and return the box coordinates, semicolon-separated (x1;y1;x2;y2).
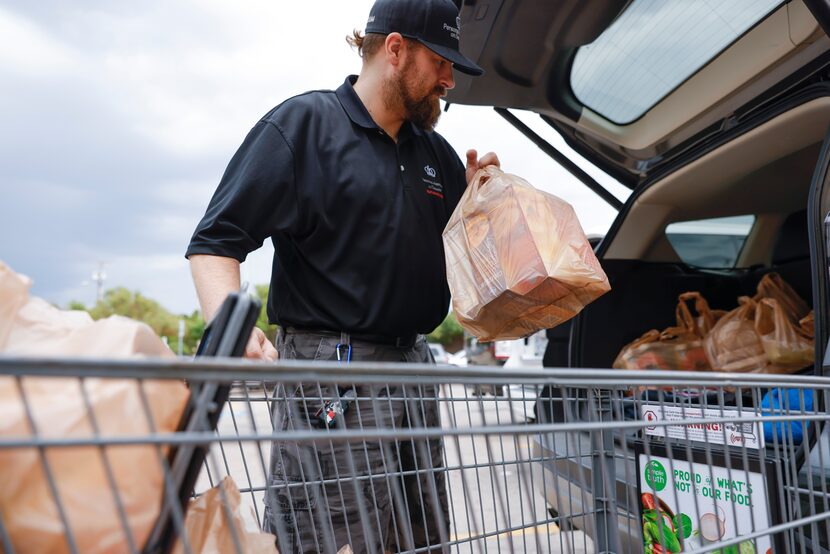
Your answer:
189;254;278;361
186;120;298;361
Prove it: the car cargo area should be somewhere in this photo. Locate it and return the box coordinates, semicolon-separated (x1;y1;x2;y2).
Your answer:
570;252;811;372
531;95;830;554
569;96;830;376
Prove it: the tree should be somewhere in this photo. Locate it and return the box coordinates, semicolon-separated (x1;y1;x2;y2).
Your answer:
76;287;205;355
70;285;282;355
68;300;87;311
182;310;206;355
427;311;464;347
89;287;178;336
254;284;278;344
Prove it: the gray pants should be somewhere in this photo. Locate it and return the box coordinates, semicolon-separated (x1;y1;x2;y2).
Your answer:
263;329;450;554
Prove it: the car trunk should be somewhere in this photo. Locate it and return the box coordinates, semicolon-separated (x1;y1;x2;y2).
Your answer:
449;1;830;551
451;1;830;187
570;256;812;372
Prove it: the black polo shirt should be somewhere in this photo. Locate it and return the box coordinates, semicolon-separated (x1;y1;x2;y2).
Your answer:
186;76;466;336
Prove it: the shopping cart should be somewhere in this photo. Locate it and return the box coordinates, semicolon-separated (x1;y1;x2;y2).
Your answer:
1;355;829;553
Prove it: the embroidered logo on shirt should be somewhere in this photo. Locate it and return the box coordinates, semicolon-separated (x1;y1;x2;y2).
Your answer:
422;165;443;199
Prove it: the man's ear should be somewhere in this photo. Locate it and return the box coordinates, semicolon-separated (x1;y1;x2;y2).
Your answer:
385;32;404;68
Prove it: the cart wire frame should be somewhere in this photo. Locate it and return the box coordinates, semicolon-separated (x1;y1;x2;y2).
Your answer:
1;356;829;554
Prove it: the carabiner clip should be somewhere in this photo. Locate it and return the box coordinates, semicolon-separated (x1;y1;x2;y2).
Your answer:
335;343;352;363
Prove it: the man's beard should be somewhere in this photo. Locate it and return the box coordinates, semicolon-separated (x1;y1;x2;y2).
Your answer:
384;59;444;132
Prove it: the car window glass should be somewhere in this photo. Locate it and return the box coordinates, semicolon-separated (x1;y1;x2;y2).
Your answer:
666;215;755;268
571;0;783;124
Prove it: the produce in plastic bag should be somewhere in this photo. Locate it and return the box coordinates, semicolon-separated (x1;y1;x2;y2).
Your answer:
173;477;278;554
703;296;769;373
613;292;715;371
755;272;810;323
0;261;189;553
443;166;610;341
702;272;812;374
755;299;814;370
800;310;815;337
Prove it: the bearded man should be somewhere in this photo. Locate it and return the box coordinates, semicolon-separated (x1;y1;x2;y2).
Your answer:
186;0;498;552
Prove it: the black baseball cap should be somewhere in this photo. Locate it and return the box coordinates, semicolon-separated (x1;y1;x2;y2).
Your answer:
365;0;484;76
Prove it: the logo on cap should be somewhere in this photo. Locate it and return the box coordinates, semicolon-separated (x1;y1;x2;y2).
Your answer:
443;16;461;42
424;165;437;178
363;0;483;76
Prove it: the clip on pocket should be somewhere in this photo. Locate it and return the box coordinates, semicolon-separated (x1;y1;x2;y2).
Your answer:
336;341;352;363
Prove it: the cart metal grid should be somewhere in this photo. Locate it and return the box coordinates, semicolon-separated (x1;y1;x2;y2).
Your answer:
1;357;829;554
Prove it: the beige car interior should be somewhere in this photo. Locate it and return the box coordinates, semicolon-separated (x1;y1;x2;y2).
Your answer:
606;97;830;264
597;2;830;269
572;0;829;156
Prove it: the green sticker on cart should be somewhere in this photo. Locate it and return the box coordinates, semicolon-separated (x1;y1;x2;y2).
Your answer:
674;513;692;539
638;453;773;553
644;460;667;491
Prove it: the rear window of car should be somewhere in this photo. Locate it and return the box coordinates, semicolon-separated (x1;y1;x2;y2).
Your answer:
571;0;783;124
666;215;755;268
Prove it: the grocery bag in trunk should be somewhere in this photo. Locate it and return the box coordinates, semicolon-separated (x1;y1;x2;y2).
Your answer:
755;299;814;371
442;166;610;341
755;272;810;323
704;296;769;373
704;273;813;374
613;292;716;371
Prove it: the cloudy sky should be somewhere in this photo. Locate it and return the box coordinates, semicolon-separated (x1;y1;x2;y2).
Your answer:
0;1;629;315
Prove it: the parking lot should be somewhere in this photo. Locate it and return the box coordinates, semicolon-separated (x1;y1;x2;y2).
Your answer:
201;382;592;553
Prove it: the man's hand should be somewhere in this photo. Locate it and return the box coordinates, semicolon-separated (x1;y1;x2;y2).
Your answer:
245;327;278;361
465;149;501;185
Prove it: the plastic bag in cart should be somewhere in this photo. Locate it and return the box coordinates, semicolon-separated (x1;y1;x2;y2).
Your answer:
755;271;810;323
754;299;814;370
173;477;277;554
703;296;768;373
704;273;812;374
613;292;716;371
0;261;189;553
0;261;29;347
442;166;610;341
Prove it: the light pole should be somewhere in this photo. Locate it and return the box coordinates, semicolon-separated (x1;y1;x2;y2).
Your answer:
178;319;185;356
91;262;107;303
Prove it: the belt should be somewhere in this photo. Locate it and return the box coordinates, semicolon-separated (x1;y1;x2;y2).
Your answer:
285;327;419;348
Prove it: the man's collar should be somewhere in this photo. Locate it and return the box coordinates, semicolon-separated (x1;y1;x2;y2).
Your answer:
336;76;378;130
336;75;425;138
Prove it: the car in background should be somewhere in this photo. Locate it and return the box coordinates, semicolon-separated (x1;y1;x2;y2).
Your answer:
464;333;506;395
493;339;512;364
464;334;499;366
428;342;450;365
447;349;468;367
500;331;549;422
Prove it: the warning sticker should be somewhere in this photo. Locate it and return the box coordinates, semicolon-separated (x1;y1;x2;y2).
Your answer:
640;405;763;450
